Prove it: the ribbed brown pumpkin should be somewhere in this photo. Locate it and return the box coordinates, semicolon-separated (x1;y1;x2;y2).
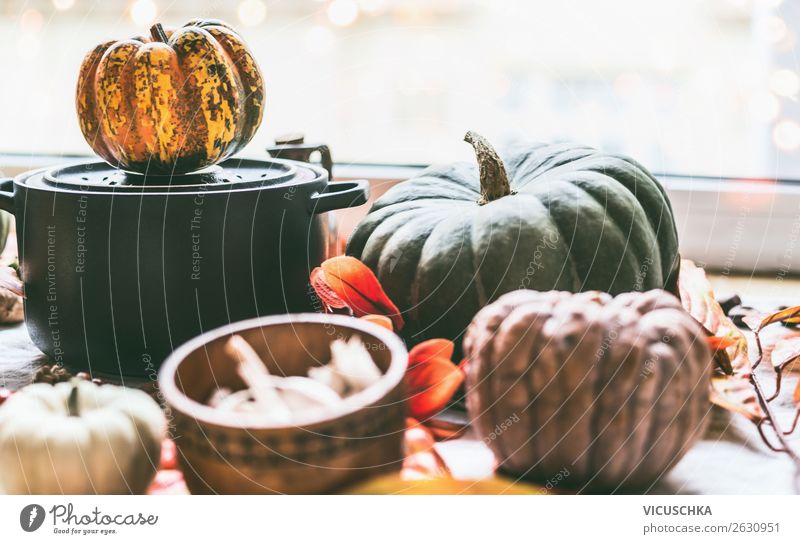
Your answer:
464;289;710;490
76;19;264;174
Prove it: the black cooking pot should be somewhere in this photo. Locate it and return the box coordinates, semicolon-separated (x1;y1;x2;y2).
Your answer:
0;156;368;378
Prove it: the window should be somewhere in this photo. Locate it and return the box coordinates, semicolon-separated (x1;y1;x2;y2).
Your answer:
0;0;797;179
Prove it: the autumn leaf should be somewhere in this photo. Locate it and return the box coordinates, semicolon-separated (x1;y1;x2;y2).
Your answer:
705;333;735;375
425;414;469;441
310;256;405;331
679;263;800;467
402;418;451;480
360;314;394;331
707;335;737;351
678;260;764;424
406;358;464;420
679;259;750;376
147;470;189;495
408;338;455;367
710;375;765;423
756;330;800;404
406;339;464;421
160;438;177;471
0;267;23;297
310;267;348;310
743;305;800;333
791;382;800;435
769;336;800;372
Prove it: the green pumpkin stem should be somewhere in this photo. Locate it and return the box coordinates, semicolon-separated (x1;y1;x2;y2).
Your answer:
464;131;511;205
150;23;169;43
67;379;80;417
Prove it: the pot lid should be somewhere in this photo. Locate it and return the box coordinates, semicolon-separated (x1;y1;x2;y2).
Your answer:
17;157;324;194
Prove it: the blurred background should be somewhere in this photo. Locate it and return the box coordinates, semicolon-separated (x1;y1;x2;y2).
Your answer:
0;0;798;178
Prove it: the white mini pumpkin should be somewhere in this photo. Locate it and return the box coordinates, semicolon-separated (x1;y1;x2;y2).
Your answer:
0;380;166;494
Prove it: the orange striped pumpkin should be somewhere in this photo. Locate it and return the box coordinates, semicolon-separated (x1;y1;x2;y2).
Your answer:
76;19;264;174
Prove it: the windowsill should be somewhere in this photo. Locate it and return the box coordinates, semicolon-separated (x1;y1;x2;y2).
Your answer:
2;153;799;276
4;151;800;186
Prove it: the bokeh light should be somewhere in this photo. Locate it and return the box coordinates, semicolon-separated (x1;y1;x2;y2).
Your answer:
327;0;359;27
773;119;800;150
20;8;44;32
359;0;387;16
238;0;267;26
52;0;76;11
769;68;800;97
129;0;157;26
749;91;780;122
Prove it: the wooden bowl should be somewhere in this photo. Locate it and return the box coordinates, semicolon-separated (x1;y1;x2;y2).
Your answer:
158;313;408;494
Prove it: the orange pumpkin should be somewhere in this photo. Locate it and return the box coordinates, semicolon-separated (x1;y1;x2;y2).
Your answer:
76;19;264;174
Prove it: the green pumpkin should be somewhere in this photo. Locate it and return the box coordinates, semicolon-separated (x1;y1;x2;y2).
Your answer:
347;132;680;348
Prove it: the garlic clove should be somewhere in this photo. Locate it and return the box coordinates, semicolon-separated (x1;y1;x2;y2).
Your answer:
225;335;292;423
307;364;348;396
207;387;233;408
329;336;383;393
276;376;342;408
214;389;253;412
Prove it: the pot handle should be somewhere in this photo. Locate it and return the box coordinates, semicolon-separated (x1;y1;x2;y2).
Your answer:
308;180;370;214
0;178;13;214
267;134;334;180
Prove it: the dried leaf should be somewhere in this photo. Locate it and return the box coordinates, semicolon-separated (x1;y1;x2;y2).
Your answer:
160;438;177;471
405;339;463;421
406;356;465;420
707;335;737;351
0;267;23;297
710;375;765;423
678;259;750;376
360;314;394;331
313;256;405;331
706;333;735;375
405;343;469;426
408;339;455;368
147;470;189;495
425;415;469;441
770;336;800;372
791;381;800;435
743;305;800;333
310;267;349;310
404;418;436;455
402;419;450;480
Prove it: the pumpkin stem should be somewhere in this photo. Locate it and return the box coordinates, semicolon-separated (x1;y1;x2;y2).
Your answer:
464;131;511;205
67;378;80;417
150;23;169;43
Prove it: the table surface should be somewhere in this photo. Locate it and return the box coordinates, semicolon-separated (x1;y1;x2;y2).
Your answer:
1;273;799;494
